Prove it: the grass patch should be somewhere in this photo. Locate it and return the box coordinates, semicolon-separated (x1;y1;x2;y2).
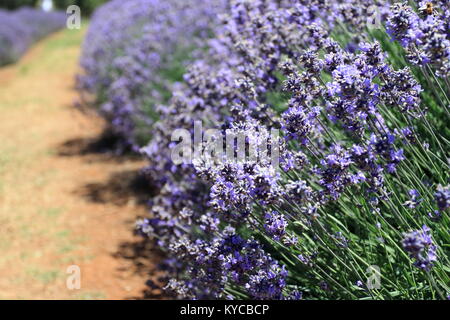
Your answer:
45;25;88;51
57;244;76;254
39;207;64;218
26;268;61;284
77;291;106;300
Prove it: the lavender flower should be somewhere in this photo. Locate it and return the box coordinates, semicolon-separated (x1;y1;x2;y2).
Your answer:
282;105;320;144
264;211;288;241
404;189;423;209
434;184;450;212
402;225;437;271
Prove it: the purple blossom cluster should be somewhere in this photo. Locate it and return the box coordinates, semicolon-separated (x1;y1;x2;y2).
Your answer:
434;184;450;212
167;231;289;299
402;225;437;271
386;1;450;77
0;8;66;66
78;0;226;151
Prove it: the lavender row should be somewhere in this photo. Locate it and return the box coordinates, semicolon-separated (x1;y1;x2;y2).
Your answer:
77;0;226;151
0;7;66;66
137;0;450;299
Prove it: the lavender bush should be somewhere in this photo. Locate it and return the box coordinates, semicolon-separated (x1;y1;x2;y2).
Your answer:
79;0;449;299
78;0;226;151
0;8;66;66
135;0;449;300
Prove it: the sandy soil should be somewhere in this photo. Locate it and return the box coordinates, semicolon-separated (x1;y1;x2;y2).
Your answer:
0;27;162;299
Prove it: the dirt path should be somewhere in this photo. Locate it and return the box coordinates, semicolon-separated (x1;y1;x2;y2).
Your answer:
0;27;161;299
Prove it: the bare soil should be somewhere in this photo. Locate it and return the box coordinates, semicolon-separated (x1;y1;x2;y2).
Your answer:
0;27;163;299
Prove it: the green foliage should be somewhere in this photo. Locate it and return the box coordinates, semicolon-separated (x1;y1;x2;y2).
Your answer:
0;0;39;10
53;0;108;16
0;0;107;14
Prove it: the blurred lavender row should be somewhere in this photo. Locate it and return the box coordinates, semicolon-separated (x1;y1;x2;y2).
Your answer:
78;0;226;151
0;7;66;66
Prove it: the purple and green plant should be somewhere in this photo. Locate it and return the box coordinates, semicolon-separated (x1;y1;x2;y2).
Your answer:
0;8;65;66
83;0;450;300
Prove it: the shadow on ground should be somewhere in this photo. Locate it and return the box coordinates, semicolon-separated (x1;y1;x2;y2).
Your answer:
114;239;167;299
57;129;139;160
57;130;165;299
58;128;157;205
77;170;156;206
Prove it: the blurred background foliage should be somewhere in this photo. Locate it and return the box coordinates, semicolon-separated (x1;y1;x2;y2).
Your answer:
0;0;108;15
53;0;108;15
0;0;39;9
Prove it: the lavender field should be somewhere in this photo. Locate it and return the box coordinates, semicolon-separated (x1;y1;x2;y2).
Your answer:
0;0;449;302
0;7;66;66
